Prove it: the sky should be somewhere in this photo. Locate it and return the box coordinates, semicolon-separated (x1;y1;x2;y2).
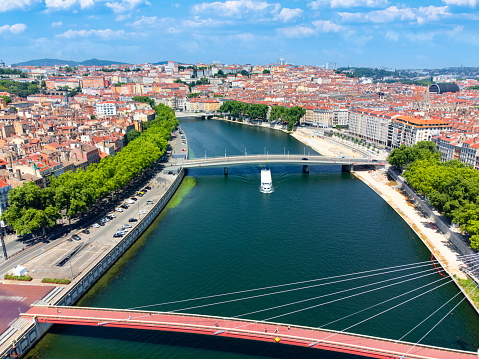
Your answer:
0;0;478;69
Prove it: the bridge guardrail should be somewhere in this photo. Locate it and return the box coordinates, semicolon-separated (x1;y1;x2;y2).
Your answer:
25;306;477;359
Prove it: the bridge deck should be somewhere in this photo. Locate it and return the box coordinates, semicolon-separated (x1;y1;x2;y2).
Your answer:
23;306;476;359
182;155;385;169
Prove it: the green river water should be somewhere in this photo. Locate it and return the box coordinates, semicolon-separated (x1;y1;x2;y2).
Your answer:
32;118;479;359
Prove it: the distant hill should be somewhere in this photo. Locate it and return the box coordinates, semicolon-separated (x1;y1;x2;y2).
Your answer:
12;58;129;67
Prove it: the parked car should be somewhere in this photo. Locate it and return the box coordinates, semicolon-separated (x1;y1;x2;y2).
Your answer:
72;234;81;241
138;210;145;215
108;214;116;218
130;197;138;201
127;199;135;204
115;208;123;212
82;229;90;234
302;157;309;161
99;222;105;226
116;230;126;236
146;200;153;204
145;186;151;190
67;237;73;242
128;218;138;222
122;224;132;228
120;204;129;209
137;192;144;197
113;232;123;238
92;223;100;228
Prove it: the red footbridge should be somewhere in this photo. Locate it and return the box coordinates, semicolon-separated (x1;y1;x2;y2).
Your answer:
22;305;478;359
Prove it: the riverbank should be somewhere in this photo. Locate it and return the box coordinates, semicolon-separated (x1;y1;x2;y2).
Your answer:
353;170;471;276
217;116;478;300
213;116;370;159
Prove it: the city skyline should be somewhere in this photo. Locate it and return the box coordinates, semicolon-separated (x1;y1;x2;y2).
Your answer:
0;0;478;69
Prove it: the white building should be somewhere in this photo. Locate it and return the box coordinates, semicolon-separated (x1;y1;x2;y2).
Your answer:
349;109;396;146
391;116;452;149
96;101;117;116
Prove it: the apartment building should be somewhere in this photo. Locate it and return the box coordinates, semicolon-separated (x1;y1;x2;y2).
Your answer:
349;109;395;146
96;101;117;116
391;116;452;149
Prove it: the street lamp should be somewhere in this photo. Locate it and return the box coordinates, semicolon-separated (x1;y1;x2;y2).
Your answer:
69;256;73;281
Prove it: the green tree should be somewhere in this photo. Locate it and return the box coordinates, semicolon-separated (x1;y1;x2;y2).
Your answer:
127;129;141;142
263;69;270;74
0;95;11;104
132;96;155;109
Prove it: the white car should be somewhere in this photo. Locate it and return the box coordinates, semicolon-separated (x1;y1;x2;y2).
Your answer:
109;214;116;218
126;199;135;204
92;223;100;228
122;224;132;228
138;210;145;215
115;208;123;212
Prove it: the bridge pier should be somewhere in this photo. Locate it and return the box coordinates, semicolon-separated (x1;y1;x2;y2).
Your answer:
224;167;228;176
342;164;354;172
302;165;309;173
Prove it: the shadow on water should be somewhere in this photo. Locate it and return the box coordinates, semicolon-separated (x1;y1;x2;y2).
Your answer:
47;324;363;359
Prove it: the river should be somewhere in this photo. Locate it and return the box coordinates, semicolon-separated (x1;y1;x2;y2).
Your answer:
33;118;479;359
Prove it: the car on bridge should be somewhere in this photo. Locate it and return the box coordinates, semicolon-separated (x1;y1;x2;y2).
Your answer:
128;218;138;223
302;158;308;161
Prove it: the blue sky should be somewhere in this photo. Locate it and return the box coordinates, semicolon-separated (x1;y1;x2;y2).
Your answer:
0;0;477;68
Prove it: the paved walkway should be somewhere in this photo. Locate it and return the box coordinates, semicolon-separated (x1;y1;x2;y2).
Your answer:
23;306;479;359
354;170;466;277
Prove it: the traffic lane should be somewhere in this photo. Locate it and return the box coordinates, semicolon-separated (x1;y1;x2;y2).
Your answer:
0;153;177;274
86;176;175;243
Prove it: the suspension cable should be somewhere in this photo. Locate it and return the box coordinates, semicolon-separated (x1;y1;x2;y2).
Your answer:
404;282;479;356
171;263;468;315
311;260;479;347
397;279;475;342
126;253;479;311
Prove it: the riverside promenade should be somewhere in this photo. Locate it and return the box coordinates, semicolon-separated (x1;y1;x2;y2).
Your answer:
0;127;187;358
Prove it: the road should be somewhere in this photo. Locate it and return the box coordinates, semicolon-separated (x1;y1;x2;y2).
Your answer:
0;126;184;277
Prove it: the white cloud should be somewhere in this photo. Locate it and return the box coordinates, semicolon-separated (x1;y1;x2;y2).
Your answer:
307;0;388;9
385;30;399;41
0;23;27;34
193;0;281;18
52;21;63;27
0;0;39;12
116;14;131;21
106;0;148;14
405;25;463;42
339;5;450;24
182;18;232;27
442;0;477;5
275;8;303;22
45;0;95;10
276;25;317;38
312;19;346;32
56;28;126;39
130;16;158;27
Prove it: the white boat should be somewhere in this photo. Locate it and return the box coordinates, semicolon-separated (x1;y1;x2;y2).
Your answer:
260;169;273;193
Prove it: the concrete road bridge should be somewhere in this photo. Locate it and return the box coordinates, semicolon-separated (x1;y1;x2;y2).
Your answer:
182;154;386;174
175;111;214;119
21;305;478;359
